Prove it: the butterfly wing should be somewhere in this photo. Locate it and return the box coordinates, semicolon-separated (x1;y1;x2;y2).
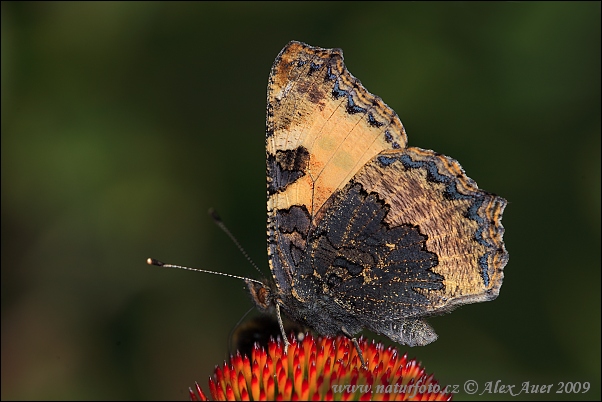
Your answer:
265;42;507;347
299;148;507;321
266;41;407;294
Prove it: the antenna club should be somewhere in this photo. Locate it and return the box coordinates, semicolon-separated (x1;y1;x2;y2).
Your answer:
146;257;265;285
208;208;222;223
147;258;164;266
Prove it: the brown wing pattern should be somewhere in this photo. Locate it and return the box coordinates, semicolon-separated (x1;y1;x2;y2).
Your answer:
341;148;507;314
265;41;507;317
266;41;408;291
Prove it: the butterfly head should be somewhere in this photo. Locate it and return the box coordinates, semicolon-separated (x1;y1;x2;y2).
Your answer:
245;279;275;313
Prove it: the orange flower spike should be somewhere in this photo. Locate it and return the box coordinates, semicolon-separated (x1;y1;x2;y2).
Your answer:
322;338;334;367
253;343;267;371
333;340;343;361
293;353;301;373
341;388;353;402
339;338;355;364
259;340;268;358
387;347;398;370
189;381;208;401
300;378;310;401
364;370;375;391
230;353;242;371
410;362;424;378
239;387;249;401
400;352;408;367
359;388;373;401
250;373;260;401
404;359;422;380
322;356;333;385
399;360;412;379
260;346;269;370
350;354;360;371
307;360;317;395
349;367;359;386
372;390;388;402
275;354;283;373
265;373;275;401
287;337;298;372
268;338;279;361
310;390;322;401
241;354;252;385
371;351;382;374
323;389;335;401
380;367;392;390
250;358;260;384
297;342;306;373
212;378;226;401
282;377;293;401
330;359;342;386
316;343;325;371
310;334;318;354
314;374;325;398
276;363;288;394
387;349;399;374
225;384;235;401
237;371;247;400
374;361;385;384
207;376;218;401
319;351;328;372
229;357;241;397
378;346;388;369
423;373;435;389
215;365;227;392
378;369;392;388
389;379;404;402
388;366;400;388
262;360;271;395
337;354;350;379
304;334;316;364
293;364;303;398
266;352;275;374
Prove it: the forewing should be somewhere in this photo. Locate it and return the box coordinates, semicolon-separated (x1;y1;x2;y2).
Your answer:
266;41;408;292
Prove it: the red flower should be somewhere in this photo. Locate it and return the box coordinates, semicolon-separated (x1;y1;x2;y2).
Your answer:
191;334;451;401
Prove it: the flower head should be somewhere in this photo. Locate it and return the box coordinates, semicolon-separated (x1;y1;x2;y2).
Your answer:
190;334;451;401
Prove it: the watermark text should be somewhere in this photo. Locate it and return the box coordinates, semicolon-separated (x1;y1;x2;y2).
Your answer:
331;380;591;397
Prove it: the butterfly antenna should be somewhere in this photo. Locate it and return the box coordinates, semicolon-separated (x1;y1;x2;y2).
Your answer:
228;306;256;353
146;258;264;285
208;208;265;277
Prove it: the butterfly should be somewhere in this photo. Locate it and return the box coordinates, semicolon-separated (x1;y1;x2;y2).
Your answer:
243;41;508;365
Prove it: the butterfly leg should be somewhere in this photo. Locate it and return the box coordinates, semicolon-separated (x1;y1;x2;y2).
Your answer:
275;304;291;352
341;326;367;369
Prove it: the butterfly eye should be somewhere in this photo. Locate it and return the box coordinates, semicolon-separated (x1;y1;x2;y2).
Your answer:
246;281;272;312
257;286;270;305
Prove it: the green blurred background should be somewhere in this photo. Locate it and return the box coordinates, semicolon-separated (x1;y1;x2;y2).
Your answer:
1;2;600;400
